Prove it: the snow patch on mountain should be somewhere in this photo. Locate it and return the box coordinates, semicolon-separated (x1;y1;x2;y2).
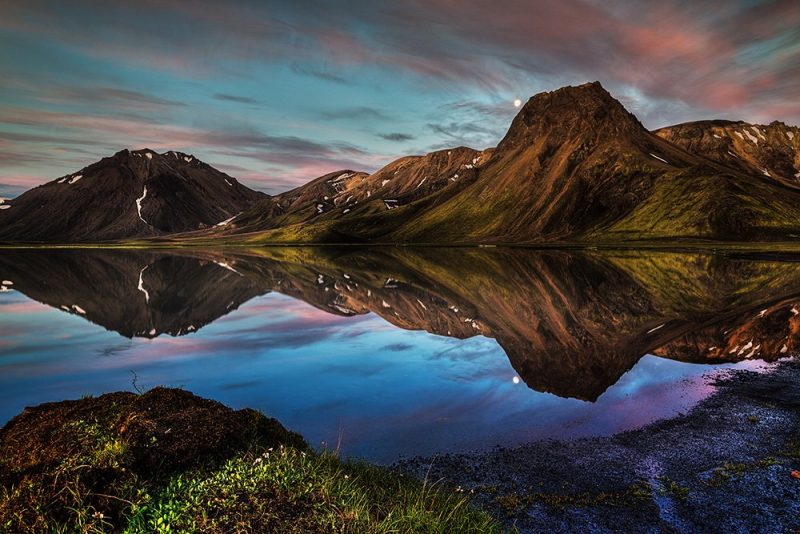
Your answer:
743;130;759;144
214;260;241;275
136;186;149;225
215;215;237;227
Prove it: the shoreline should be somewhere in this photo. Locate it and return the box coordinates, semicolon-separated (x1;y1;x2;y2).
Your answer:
397;359;800;532
2;360;798;531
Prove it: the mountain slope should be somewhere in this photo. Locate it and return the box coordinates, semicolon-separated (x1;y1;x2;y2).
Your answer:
654;120;800;186
4;83;800;245
216;82;800;245
214;146;491;242
385;83;800;243
0;149;265;243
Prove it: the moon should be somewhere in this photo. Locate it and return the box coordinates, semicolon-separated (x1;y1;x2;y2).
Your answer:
514;98;522;108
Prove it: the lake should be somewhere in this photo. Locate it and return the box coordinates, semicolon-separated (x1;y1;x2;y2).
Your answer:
0;247;795;463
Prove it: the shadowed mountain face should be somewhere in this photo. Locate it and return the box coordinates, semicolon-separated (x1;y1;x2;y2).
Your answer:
0;149;265;243
1;247;799;400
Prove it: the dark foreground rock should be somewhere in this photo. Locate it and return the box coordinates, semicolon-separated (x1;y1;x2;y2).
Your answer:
0;387;306;530
398;359;800;532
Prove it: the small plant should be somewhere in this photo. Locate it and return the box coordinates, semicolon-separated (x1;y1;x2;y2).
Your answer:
657;477;689;500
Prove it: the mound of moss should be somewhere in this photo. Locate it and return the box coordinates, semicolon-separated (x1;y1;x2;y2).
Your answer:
0;388;497;533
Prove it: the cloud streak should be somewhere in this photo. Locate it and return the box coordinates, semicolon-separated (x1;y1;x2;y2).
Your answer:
0;0;798;194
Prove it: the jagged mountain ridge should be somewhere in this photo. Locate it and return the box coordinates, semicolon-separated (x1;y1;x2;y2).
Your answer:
213;82;800;244
0;149;265;242
2;82;800;244
212;146;491;241
655;119;800;186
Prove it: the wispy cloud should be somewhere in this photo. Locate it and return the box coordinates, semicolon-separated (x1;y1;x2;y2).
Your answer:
213;93;259;104
1;0;798;194
378;132;414;142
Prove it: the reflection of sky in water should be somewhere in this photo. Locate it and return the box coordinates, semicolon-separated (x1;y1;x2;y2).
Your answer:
0;290;772;464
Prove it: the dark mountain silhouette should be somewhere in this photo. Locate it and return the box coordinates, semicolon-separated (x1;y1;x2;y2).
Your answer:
0;250;268;337
0;149;265;242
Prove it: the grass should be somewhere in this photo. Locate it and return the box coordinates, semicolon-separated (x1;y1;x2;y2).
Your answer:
124;447;499;533
0;388;499;533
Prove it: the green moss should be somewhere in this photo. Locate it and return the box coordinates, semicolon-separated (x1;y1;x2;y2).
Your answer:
492;480;653;516
122;447;498;533
706;457;780;487
657;477;689;500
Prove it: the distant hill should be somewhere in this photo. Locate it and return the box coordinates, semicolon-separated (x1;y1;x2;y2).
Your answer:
0;149;265;242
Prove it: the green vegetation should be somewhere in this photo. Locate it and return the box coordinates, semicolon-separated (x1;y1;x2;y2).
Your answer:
124;447;498;533
492;480;653;516
705;457;780;487
656;477;690;500
0;388;498;533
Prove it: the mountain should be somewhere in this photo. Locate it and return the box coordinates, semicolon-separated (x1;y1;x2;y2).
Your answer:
210;82;800;245
0;149;265;243
654;120;800;186
4;82;800;245
213;146;491;242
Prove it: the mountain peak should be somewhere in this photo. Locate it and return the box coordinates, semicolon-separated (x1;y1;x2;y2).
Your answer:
498;81;644;151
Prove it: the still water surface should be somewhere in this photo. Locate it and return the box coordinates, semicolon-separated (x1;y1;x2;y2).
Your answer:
0;247;794;462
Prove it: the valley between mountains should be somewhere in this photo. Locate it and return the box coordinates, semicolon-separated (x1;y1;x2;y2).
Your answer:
2;82;800;246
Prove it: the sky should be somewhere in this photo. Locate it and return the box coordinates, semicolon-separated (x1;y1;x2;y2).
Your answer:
1;0;799;196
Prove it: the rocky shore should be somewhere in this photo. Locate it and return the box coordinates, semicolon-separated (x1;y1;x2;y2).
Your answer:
398;360;800;532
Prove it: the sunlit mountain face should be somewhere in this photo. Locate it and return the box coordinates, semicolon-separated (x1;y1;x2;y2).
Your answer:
0;247;793;461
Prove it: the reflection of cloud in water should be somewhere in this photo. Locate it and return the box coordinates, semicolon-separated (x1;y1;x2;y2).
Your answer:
96;342;134;358
1;247;800;462
218;380;262;391
382;342;414;352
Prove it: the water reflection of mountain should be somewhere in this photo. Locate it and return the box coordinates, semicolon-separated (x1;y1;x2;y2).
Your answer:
1;247;798;400
0;250;267;338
